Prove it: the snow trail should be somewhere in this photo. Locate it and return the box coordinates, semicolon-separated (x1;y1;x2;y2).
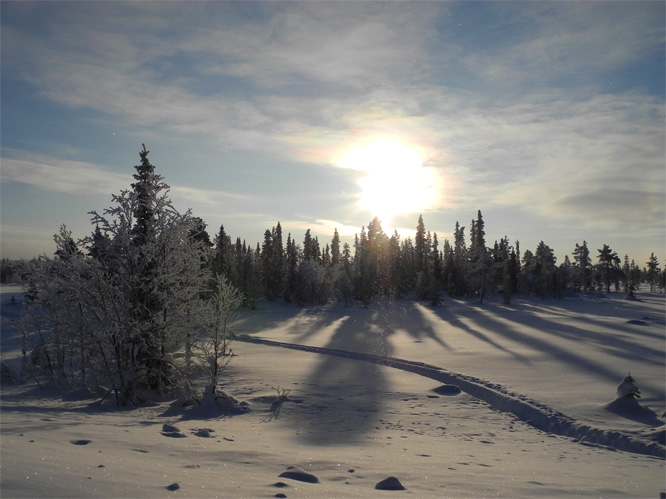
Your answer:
240;335;665;459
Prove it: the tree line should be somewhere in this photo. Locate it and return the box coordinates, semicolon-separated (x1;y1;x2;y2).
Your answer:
9;146;664;406
206;211;663;308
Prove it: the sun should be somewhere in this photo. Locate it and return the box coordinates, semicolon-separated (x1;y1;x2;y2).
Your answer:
336;139;437;224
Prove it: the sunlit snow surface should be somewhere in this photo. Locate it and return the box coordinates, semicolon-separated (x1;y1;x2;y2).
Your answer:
1;284;664;497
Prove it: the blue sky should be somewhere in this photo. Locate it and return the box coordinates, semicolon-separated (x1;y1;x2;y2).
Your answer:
1;1;664;266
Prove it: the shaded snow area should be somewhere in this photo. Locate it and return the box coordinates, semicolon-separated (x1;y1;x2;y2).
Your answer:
1;283;664;497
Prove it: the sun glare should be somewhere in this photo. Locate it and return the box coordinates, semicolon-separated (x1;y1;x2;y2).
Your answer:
336;139;437;224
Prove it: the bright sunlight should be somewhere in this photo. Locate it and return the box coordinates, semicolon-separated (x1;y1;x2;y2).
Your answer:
336;139;437;223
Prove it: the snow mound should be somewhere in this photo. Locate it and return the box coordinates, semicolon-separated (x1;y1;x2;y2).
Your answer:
603;397;663;424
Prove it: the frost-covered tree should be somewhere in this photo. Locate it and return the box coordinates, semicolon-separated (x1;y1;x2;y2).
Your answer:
18;146;212;405
193;274;243;399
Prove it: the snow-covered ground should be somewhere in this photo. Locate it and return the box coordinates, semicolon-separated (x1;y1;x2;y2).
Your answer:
1;283;664;497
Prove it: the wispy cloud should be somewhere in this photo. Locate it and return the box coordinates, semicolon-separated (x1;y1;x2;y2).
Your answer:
1;152;128;197
1;148;259;221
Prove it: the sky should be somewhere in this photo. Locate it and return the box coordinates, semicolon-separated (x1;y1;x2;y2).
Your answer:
1;1;664;266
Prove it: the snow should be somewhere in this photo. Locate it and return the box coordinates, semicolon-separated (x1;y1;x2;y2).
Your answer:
1;283;664;497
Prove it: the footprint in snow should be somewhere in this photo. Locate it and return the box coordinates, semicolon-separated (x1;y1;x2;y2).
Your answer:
70;439;92;445
192;428;213;438
161;424;187;438
278;465;319;483
432;384;462;396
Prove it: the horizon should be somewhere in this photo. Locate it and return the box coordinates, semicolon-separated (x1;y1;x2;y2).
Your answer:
1;1;664;264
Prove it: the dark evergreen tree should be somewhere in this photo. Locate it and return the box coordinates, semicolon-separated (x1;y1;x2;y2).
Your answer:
451;222;468;296
400;236;416;297
331;228;341;266
596;244;619;293
572;241;592;292
521;249;536;296
533;241;557;298
645;253;661;292
428;232;442;305
322;244;331;267
284;234;299;303
303;229;314;261
271;222;285;299
388;230;403;297
355;226;373;306
414;215;427;276
469;210;491;303
261;229;274;300
213;225;233;280
622;255;631;293
340;242;353;306
367;217;389;296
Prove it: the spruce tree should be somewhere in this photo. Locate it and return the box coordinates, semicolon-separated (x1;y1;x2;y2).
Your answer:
414;215;427;275
572;241;592;292
331;228;341;266
271;222;285;298
261;229;274;300
597;244;619;293
534;241;557;298
645;253;660;292
213;225;233;280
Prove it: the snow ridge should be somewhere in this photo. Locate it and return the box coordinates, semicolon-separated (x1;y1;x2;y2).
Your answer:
241;336;665;459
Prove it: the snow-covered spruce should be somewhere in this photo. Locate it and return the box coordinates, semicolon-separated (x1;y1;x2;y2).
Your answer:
616;373;641;399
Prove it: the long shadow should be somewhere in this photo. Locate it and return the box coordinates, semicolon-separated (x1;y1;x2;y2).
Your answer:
488;301;665;367
518;298;666;342
380;299;451;350
423;302;531;364
436;299;663;395
287;298;453;351
286;306;390;445
284;299;465;444
287;300;446;445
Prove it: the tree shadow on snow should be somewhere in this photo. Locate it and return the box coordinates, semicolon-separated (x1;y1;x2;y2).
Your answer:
430;298;664;397
287;302;424;445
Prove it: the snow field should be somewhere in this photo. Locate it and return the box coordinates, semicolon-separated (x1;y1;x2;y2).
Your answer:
1;285;664;497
